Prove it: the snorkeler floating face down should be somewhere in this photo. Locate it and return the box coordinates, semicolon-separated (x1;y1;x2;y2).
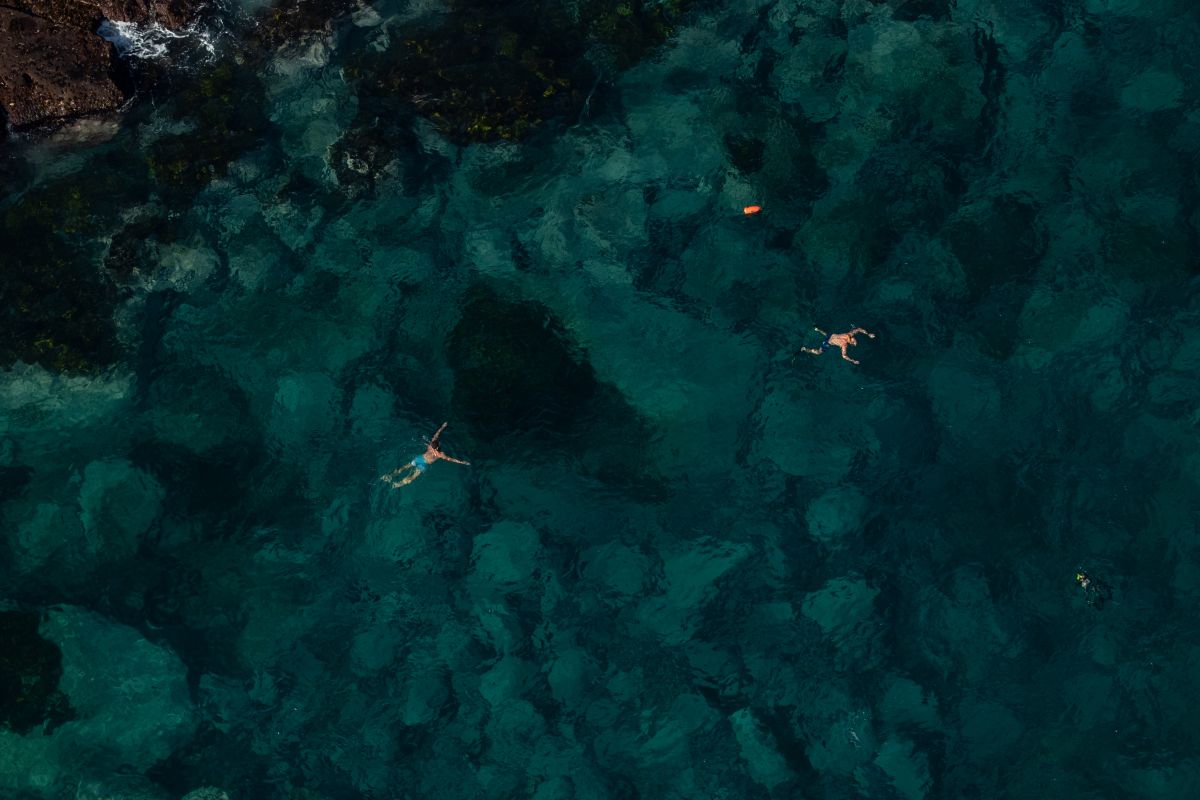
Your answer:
380;422;470;489
797;327;877;365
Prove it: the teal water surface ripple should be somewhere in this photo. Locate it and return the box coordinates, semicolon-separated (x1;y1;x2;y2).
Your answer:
2;1;1199;798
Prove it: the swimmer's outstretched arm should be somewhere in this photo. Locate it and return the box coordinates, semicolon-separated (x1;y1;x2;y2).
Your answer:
839;344;860;364
430;421;449;448
440;455;471;466
848;327;875;338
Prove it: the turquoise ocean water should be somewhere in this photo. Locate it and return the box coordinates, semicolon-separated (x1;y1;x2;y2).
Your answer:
2;0;1200;798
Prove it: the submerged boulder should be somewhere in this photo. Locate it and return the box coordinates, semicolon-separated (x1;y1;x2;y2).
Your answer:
0;606;195;795
0;610;75;735
444;283;665;496
0;155;150;372
446;284;599;442
329;0;689;181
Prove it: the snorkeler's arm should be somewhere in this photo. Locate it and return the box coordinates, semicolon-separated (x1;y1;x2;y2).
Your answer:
441;455;471;466
430;421;449;447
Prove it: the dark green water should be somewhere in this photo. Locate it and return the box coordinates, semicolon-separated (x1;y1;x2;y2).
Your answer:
2;0;1199;798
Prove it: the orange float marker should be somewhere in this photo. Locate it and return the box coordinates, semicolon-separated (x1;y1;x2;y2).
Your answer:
743;204;763;215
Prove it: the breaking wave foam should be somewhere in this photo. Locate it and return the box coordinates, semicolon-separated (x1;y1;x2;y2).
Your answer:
98;19;219;61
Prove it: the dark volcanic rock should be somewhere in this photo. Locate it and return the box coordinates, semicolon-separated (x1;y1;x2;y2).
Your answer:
0;0;199;132
0;7;125;129
3;0;194;30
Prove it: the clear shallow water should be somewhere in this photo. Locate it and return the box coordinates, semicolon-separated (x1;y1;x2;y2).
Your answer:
2;0;1200;798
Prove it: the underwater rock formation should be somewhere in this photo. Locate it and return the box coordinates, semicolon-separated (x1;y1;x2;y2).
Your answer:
446;284;599;441
0;609;74;735
143;57;274;206
0;606;195;793
375;0;683;142
0;151;150;371
332;0;688;191
445;282;666;497
248;0;360;50
0;0;199;133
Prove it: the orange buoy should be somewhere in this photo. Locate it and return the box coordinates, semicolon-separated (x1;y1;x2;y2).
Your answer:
743;205;762;215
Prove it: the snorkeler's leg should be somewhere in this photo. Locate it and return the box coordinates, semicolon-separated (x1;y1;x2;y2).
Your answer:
381;465;420;488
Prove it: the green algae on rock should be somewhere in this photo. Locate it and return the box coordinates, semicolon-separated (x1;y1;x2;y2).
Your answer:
145;58;274;207
0;610;74;735
249;0;360;51
334;0;689;170
0;163;147;372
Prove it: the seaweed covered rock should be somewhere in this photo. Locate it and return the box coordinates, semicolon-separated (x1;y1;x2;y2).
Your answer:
249;0;360;50
104;214;183;282
0;610;74;735
334;0;687;168
0;157;149;372
144;58;274;207
446;284;599;441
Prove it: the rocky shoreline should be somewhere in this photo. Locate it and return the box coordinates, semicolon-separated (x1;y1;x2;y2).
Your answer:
0;0;197;136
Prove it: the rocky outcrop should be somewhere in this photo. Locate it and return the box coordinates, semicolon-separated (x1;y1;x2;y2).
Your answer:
0;0;197;133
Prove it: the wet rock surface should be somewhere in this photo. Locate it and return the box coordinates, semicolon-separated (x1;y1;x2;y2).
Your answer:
0;1;200;132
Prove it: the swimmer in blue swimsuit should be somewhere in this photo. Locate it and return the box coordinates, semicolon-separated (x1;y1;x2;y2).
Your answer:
380;422;470;488
797;326;876;365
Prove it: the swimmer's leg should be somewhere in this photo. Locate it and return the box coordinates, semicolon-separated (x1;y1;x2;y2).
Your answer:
381;465;421;488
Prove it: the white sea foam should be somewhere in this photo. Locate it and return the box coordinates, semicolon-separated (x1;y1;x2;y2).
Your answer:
97;18;218;60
